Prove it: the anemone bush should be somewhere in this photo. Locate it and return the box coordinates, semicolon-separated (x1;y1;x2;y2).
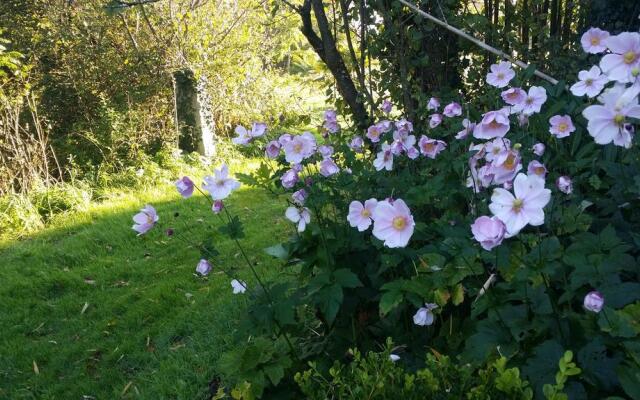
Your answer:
133;28;640;399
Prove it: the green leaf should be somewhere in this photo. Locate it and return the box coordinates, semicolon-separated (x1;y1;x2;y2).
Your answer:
523;340;564;398
333;269;362;289
452;283;464;306
618;361;640;399
263;363;285;386
318;283;343;325
264;244;288;260
577;338;620;390
598;307;636;338
218;215;245;239
379;290;403;316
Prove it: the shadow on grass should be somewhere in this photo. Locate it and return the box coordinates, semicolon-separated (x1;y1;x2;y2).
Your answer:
0;185;292;399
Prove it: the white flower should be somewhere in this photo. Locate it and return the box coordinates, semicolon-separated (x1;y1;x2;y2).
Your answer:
231;279;247;294
285;206;311;232
413;303;438;326
489;173;551;237
570;66;609;98
202;164;241;200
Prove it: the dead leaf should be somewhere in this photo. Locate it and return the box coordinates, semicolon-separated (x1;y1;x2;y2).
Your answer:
33;360;39;375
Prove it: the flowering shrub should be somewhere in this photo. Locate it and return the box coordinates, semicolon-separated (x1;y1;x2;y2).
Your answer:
133;29;640;398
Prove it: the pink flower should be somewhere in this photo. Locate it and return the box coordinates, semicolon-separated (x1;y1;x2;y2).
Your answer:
265;141;281;159
484;137;511;162
232;122;266;145
491;149;522;185
486;61;515;88
600;32;640;83
283;132;317;164
471;216;506;250
212;200;224;214
501;87;526;106
443;102;462;117
377;120;393;133
584;291;604;313
395;119;414;135
456;119;476;139
527;160;547;178
381;99;392;114
427;97;440;111
582;86;640;147
513;86;547;115
373;142;393;171
489;173;551;236
570;66;609;98
320;158;339;177
349;136;364;152
278;133;293;146
366;124;383;143
347;199;378;231
202;164;240;200
132;205;158;236
318;145;334;159
372;199;415;248
581;28;609;54
556;176;573;194
285;206;311;232
196;259;212;276
393;130;416;152
418;136;446;158
292;189;307;205
323;110;340;133
532;143;545;157
473;110;510;139
413;303;437;326
407;146;420;159
231;279;247;294
281;168;299;189
517;113;529;127
175;176;194;198
549;115;576;138
429;113;443;128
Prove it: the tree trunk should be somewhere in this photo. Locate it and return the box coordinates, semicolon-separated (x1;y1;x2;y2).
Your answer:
561;0;573;43
298;0;370;130
173;69;214;156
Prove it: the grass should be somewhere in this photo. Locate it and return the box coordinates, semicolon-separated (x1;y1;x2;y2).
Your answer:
0;165;292;399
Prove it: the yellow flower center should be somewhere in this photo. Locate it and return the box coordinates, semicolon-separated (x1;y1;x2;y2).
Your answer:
294;143;302;152
503;153;516;170
361;209;371;218
590;37;600;46
512;198;524;212
534;166;545;175
585;78;593;85
392;216;406;230
424;143;435;152
525;97;533;105
558;122;568;132
497;72;505;80
489;121;500;129
623;51;637;65
614;114;625;125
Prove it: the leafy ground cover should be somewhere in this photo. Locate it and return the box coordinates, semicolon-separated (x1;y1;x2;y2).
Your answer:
0;163;290;399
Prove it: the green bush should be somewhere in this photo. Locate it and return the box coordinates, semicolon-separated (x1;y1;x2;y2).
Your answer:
29;182;92;221
0;193;44;239
295;339;535;400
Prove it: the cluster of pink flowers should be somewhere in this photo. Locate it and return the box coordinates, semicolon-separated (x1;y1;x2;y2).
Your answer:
572;29;640;147
323;109;340;134
348;198;415;248
232;122;267;146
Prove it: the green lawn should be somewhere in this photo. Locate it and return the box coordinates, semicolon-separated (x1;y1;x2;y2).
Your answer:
0;170;291;399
